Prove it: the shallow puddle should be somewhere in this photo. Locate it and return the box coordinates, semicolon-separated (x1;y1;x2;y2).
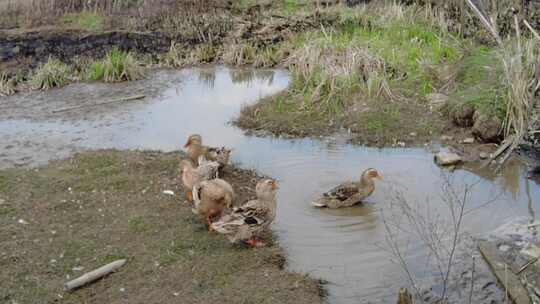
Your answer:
1;66;539;303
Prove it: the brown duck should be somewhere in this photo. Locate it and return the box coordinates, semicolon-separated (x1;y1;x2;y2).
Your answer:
311;168;382;209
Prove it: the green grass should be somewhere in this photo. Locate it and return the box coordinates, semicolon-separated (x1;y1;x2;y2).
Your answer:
88;48;144;82
128;216;151;233
31;58;71;90
452;46;506;119
0;72;15;96
62;12;105;30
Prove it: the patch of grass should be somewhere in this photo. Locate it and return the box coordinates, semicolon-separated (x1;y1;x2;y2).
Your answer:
61;153;132;192
0;150;322;304
191;43;219;63
223;43;257;66
452;46;506;119
0;173;14;194
31;58;71;90
128;216;151;233
0;72;16;96
62;12;105;30
88;48;144;82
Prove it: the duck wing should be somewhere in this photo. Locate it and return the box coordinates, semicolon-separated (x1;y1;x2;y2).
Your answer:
211;199;268;234
324;182;359;201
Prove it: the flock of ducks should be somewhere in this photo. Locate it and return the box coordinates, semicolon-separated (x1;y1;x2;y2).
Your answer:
181;134;382;248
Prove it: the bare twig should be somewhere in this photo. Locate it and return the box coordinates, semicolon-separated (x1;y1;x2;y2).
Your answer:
52;94;145;113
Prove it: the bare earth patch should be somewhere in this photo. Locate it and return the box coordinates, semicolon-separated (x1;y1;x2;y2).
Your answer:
0;150;323;304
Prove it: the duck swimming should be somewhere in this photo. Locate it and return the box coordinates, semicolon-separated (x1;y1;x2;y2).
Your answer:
312;168;382;209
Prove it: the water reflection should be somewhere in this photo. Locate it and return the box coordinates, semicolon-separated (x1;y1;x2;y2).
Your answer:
1;67;539;304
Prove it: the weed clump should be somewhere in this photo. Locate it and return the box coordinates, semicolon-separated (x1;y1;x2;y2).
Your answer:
88;48;144;82
0;73;16;96
31;58;71;90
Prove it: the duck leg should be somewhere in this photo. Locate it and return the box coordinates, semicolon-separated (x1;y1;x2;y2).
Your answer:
206;209;221;231
246;238;266;248
186;190;193;202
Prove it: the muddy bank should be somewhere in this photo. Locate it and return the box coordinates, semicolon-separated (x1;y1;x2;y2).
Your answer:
0;29;174;73
0;10;337;75
0;150;324;304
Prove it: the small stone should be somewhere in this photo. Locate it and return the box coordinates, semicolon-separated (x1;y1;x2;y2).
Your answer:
173;292;180;297
498;244;510;252
18;219;29;225
72;266;84;271
409;132;417;137
434;152;462;166
473;114;502;143
479;152;488;159
119;287;125;292
462;137;475;144
441;135;453;141
163;190;175;196
0;198;5;204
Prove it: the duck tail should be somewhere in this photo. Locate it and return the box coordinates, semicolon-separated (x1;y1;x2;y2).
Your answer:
210;221;230;234
311;200;327;208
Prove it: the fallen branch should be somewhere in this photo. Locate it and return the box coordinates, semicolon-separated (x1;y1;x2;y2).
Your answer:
517;256;540;274
65;259;127;291
52;94;145;113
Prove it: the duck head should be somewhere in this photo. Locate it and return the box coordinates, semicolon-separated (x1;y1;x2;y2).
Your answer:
256;179;279;200
184;134;202;148
361;168;383;183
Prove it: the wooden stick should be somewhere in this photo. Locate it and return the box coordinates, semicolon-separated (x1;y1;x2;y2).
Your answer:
52;95;145;113
517;256;540;274
65;259;127;291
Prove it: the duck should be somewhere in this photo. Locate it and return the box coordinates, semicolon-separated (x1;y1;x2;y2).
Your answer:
311;168;382;209
180;156;219;202
183;134;232;170
184;134;205;165
206;146;232;172
211;179;279;247
192;178;235;229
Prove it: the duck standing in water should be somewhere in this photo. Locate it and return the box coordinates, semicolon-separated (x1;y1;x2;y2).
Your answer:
312;168;382;209
211;179;279;247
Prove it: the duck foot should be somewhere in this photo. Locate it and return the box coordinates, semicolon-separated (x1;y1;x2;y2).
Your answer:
246;239;266;248
186;190;193;202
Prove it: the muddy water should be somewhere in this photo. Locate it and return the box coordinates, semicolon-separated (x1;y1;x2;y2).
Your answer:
1;67;540;303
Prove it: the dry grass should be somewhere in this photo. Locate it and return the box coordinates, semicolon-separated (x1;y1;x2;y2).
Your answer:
0;0;234;30
31;57;71;90
0;73;16;96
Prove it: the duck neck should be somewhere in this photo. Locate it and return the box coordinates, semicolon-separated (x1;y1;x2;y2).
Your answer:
359;175;374;188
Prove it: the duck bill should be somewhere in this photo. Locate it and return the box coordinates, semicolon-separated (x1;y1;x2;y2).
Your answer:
376;174;384;181
271;181;279;190
184;137;192;148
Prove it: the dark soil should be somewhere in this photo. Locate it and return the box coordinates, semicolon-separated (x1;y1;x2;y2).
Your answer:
0;150;323;304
